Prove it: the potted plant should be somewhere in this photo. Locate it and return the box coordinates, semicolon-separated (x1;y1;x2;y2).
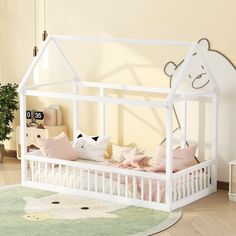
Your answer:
0;83;18;162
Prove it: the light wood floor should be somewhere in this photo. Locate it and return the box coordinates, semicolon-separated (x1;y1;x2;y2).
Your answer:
1;157;236;236
0;156;21;186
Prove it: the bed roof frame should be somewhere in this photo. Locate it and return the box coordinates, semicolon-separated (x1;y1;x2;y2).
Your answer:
18;35;219;211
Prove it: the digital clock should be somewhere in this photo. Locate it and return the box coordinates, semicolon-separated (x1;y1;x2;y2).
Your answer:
26;110;44;120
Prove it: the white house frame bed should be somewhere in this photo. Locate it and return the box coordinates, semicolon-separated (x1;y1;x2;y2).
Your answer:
18;35;219;212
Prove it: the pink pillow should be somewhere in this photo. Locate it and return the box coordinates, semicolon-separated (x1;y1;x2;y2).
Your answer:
37;132;78;161
152;145;197;172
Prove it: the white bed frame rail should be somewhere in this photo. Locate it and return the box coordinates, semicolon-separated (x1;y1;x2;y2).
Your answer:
23;154;216;212
24;154;168;211
18;35;219;212
172;159;216;209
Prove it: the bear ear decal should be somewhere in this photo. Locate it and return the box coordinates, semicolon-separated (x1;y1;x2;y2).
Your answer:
164;62;177;77
77;134;83;139
197;38;210;51
92;136;99;141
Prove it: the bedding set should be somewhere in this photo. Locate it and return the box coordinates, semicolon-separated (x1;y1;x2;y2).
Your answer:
32;131;200;202
36;130;198;171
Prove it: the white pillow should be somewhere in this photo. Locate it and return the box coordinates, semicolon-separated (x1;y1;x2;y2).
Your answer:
72;131;110;162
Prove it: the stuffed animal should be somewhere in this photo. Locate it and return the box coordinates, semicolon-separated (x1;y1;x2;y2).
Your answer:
72;130;110;162
118;147;150;169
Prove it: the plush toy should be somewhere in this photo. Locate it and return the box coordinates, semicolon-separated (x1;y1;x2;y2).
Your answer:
72;130;110;162
118;147;150;169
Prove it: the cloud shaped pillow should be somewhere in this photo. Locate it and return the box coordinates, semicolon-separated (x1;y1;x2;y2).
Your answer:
72;131;110;162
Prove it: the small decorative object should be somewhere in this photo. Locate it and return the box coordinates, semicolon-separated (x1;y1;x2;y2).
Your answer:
229;160;236;201
0;83;18;162
48;105;62;125
26;109;44;126
43;105;62;126
37;124;45;129
42;0;48;42
43;107;57;126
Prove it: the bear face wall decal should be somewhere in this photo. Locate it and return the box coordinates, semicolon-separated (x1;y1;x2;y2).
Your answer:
164;38;236;91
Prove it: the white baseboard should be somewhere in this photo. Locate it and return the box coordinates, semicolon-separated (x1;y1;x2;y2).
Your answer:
229;194;236;202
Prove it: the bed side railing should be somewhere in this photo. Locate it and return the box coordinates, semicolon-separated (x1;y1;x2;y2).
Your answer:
171;159;216;210
24;154;169;211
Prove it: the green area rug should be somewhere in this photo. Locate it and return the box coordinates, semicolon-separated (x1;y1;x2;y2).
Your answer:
0;185;181;236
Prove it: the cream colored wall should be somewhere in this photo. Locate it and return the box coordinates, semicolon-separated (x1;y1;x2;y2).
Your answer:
0;0;236;181
0;0;34;153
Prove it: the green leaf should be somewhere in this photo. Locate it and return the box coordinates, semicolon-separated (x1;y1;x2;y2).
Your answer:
0;83;18;142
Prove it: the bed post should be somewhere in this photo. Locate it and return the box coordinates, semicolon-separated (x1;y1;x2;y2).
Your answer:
180;96;187;148
211;93;218;192
73;81;79;140
99;88;105;136
165;103;173;211
19;91;27;185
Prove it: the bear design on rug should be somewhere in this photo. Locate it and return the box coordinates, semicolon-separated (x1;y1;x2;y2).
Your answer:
23;194;126;221
164;38;236;91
